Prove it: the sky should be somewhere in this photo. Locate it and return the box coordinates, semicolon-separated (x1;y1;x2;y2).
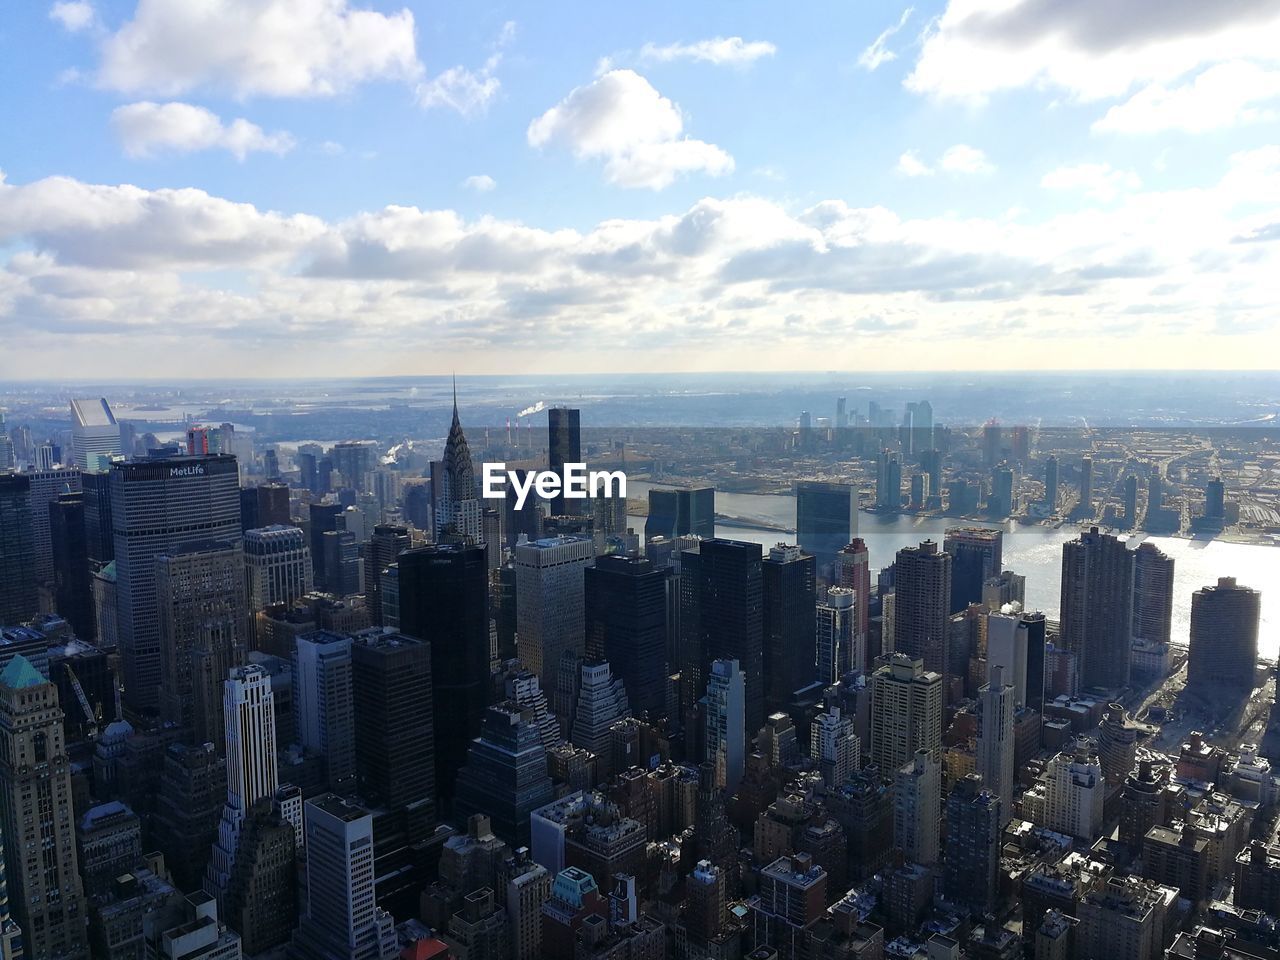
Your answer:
1;0;1279;378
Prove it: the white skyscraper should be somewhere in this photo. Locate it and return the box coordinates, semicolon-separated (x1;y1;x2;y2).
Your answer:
869;653;942;774
70;397;122;472
976;665;1016;826
293;632;356;794
1023;738;1105;840
985;609;1028;706
894;748;941;866
816;587;857;685
810;706;859;788
705;659;746;794
515;535;595;714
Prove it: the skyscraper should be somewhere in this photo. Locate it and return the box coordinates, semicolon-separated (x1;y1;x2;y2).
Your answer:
893;541;952;680
548;408;582;517
1079;457;1094;515
816;587;856;686
0;656;90;960
244;524;312;615
308;502;343;591
1044;455;1059;510
763;543;817;715
364;524;410;626
69;397;122;473
454;702;556;849
48;492;95;640
432;387;481;543
869;654;943;774
398;542;490;803
1132;542;1174;649
1059;526;1134;692
568;660;630;773
834;538;871;649
1205;477;1226;520
704;659;746;794
293;631;357;794
27;466;81;587
976;666;1015;826
514;535;594;715
943;774;1002;916
644;486;714;541
893;749;941;866
584;554;668;718
1187;577;1261;695
111;455;242;712
943;527;1002;614
875;450;902;509
156;540;250;744
794;481;858;579
810;706;859;788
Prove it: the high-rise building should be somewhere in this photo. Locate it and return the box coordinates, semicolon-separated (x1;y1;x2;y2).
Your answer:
80;469;114;568
244;525;312;615
431;389;482;543
293;631;356;794
816;588;856;685
1079;457;1094;515
1025;738;1104;840
875;450;902;509
1044;456;1059;510
584;555;668;718
943;527;1002;614
515;535;594;716
308;502;343;591
503;468;543;548
834;539;871;649
156;540;249;744
320;529;360;597
1187;577;1261;695
221;797;297;955
70;397;122;473
1205;477;1226;521
1123;473;1139;528
0;655;90;960
454;702;556;849
704;659;746;794
1131;543;1174;651
364;524;410;626
398;542;490;803
943;774;1001;916
893;749;941;866
795;481;858;578
48;492;95;640
976;666;1015;826
548;408;582;517
501;848;552;960
27;466;81;587
763;543;817;714
149;893;242;960
982;570;1026;612
982;421;1001;467
290;795;398;960
680;539;765;732
869;654;943;774
751;854;828;960
111;455;242;712
1059;527;1134;693
810;706;859;788
644;486;714;541
893;541;951;681
985;611;1028;706
330;441;375;493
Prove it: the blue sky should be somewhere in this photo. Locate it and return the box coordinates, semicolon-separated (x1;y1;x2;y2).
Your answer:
1;0;1278;377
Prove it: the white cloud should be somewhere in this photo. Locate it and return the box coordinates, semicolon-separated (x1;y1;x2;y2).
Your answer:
110;102;296;160
1093;61;1280;134
859;8;914;71
939;144;993;174
49;1;94;32
907;0;1280;103
97;0;421;98
528;69;733;189
417;21;515;115
463;174;496;192
896;150;932;177
640;37;776;66
1042;163;1142;201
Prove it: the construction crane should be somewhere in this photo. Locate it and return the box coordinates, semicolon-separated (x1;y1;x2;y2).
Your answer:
63;663;99;739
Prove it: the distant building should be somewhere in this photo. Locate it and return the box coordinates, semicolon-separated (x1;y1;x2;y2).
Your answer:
795;481;858;579
70;397;122;473
1187;577;1260;696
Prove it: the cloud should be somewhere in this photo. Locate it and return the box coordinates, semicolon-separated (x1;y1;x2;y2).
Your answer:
859;8;914;71
417;21;515;115
97;0;421;98
1041;163;1142;201
463;174;496;192
640;37;776;66
49;1;94;32
528;69;733;189
907;0;1280;103
896;150;932;177
110;101;296;160
1093;61;1280;133
939;144;993;174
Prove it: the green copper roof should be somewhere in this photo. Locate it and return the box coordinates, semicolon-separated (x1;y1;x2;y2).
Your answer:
0;655;46;690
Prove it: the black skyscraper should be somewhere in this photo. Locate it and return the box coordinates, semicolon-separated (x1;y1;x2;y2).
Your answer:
49;492;95;640
80;469;114;567
548;407;582;516
646;486;715;542
762;544;817;718
585;554;669;718
503;468;542;548
0;473;37;626
1021;611;1047;717
943;527;1002;614
1060;526;1134;692
398;543;490;805
351;632;434;811
308;501;343;591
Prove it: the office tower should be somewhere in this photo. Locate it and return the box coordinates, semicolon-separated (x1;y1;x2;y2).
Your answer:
156;541;249;743
869;654;942;773
364;524;410;626
1097;703;1138;787
1044;456;1059;509
705;659;746;794
943;775;1001;916
1187;577;1261;695
207;665;278;898
834;539;871;646
1029;739;1104;840
894;749;941;866
244;524;312;614
816;587;857;686
293;632;356;794
330;441;375;493
976;666;1015;826
308;502;343;590
454;703;555;849
432;389;482;543
321;529;360;597
1132;542;1173;652
763;544;818;714
443;888;508;960
1205;477;1226;520
1075;876;1175;960
988;467;1015;517
26;466;81;587
584;554;668;718
398;543;489;803
569;661;629;774
875;450;901;508
152;742;227;892
291;795;397;960
0;415;11;471
751;854;827;960
111;455;242;712
911;400;934;455
70;397;122;473
76;801;142;895
1079;457;1093;513
893;541;951;680
80;469;114;567
1020;611;1047;715
222;797;297;955
681;538;765;732
350;632;434;812
644;486;714;541
981;570;1025;611
982;420;1001;467
548;408;582;517
49;492;95;640
943;527;1001;614
795;481;858;578
514;535;594;713
501;848;552;960
243;482;290;530
1123;473;1138;527
683;860;727;951
1059;526;1135;692
985;609;1043;708
149;893;242;960
811;706;859;788
502;468;543;548
505;669;562;752
0;656;90;960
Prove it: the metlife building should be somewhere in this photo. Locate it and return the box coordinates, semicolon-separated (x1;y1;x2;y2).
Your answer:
110;454;242;712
